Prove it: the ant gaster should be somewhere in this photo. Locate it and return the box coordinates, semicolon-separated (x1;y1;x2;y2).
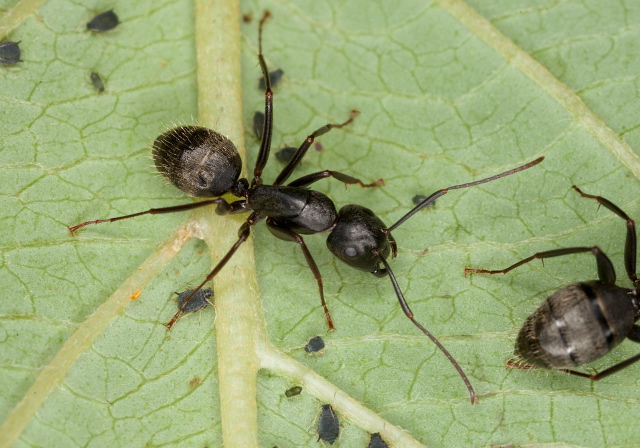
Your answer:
465;186;640;381
69;12;381;332
67;11;544;404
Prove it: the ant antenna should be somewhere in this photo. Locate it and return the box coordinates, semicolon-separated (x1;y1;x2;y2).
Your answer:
386;157;544;233
378;255;477;404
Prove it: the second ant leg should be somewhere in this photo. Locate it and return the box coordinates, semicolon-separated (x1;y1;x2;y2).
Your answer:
386;157;544;232
165;212;261;329
378;254;477;404
274;110;360;186
287;170;384;189
68;199;232;235
465;246;617;285
266;218;334;330
252;11;274;183
573;185;638;286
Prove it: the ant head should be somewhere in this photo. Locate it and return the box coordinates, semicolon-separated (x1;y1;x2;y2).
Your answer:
153;126;243;198
326;204;391;273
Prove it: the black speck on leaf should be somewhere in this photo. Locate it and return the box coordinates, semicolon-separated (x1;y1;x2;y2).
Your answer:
0;41;21;66
87;10;119;32
368;433;389;448
253;111;265;141
90;71;105;92
305;336;325;353
284;386;302;397
275;147;297;163
318;404;340;445
258;68;284;90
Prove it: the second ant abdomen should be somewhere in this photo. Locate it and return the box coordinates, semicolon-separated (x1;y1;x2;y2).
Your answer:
516;281;635;369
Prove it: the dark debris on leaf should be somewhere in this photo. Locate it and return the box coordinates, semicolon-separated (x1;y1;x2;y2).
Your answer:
87;10;119;32
0;41;21;66
176;288;213;314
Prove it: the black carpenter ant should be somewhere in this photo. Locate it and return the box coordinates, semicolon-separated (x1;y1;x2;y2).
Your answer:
68;11;543;403
68;12;382;331
465;185;640;381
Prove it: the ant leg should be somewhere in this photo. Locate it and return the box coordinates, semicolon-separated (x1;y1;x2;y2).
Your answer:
68;198;235;235
252;11;273;184
274;110;360;186
386;157;544;232
287;170;384;189
266;218;334;330
465;246;616;284
573;185;638;286
378;254;477;404
165;212;261;329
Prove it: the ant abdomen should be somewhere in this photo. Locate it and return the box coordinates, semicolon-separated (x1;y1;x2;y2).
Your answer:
153;126;242;197
516;281;636;369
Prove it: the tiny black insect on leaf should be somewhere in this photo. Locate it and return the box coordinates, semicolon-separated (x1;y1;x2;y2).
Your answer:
176;288;213;314
258;68;284;90
305;336;325;353
252;110;265;141
368;432;389;448
90;71;105;92
317;404;340;445
284;386;302;397
0;41;21;66
412;194;436;207
87;10;119;32
275;146;297;163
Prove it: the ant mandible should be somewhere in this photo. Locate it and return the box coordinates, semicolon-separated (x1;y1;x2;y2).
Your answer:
68;11;382;331
68;11;544;404
465;186;640;381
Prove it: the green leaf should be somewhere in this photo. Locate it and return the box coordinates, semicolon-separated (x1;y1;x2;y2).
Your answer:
2;0;640;447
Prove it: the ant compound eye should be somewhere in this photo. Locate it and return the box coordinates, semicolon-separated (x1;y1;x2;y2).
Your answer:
344;247;358;257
